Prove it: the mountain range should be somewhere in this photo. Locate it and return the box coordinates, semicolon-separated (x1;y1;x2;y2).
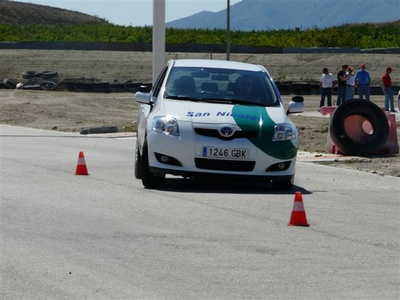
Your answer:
1;0;399;31
0;0;108;25
167;0;400;30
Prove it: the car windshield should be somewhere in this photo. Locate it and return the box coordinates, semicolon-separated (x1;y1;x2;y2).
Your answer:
164;66;279;106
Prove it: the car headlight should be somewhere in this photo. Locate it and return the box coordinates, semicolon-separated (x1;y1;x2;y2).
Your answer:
152;116;180;136
272;123;296;141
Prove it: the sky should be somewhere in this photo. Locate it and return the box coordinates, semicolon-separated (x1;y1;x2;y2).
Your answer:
15;0;242;26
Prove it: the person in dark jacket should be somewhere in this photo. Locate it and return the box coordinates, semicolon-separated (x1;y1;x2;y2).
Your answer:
382;66;396;112
336;64;348;105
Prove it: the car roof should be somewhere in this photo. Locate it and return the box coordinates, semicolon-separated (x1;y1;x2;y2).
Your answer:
169;59;266;72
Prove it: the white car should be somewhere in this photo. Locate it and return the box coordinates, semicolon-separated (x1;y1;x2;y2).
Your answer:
134;59;304;190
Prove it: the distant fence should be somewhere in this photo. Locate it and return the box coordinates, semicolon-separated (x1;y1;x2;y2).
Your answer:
0;41;281;53
1;41;400;54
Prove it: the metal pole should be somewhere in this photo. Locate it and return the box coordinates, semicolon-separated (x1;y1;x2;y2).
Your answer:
153;0;165;84
226;0;230;61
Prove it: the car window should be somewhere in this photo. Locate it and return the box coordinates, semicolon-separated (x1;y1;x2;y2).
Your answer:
165;67;278;105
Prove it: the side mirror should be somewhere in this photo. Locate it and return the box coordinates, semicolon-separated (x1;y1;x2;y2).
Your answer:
286;95;304;115
134;91;151;104
291;95;304;103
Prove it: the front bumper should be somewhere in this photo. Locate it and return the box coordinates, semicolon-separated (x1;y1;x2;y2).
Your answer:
146;129;298;179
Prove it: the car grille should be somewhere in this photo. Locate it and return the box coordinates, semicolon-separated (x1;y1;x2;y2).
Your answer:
195;158;255;171
194;128;258;140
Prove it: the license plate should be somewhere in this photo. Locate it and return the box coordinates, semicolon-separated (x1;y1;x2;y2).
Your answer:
203;147;248;159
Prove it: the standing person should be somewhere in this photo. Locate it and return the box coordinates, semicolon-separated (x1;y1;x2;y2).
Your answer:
336;64;348;105
382;67;396;112
355;63;371;101
319;68;335;108
346;66;356;101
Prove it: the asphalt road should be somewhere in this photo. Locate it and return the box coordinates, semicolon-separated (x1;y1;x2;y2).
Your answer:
1;124;399;300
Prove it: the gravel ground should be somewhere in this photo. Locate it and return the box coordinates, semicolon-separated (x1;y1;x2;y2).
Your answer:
1;49;399;84
1;49;399;177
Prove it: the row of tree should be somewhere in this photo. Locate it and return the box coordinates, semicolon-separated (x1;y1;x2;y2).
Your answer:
1;22;399;48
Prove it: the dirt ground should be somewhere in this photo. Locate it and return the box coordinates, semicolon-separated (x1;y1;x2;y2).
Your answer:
1;50;399;177
1;49;400;84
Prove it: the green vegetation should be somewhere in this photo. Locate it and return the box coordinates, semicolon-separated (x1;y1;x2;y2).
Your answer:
0;22;399;48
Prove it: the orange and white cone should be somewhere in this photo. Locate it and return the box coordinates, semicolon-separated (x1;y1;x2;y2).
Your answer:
75;151;89;175
288;191;309;227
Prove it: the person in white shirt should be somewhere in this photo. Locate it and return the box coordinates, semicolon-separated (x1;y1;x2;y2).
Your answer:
319;68;335;108
346;66;356;100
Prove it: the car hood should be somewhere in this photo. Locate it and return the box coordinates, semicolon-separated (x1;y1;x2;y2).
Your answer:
162;99;287;124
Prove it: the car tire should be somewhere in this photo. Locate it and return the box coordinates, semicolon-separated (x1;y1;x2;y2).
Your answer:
22;71;42;79
141;142;165;189
134;142;142;179
329;100;389;156
3;78;16;89
40;81;57;90
41;71;58;80
272;176;294;191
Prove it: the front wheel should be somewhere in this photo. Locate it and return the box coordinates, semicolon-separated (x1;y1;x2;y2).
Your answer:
272;176;294;191
141;142;165;189
134;142;142;179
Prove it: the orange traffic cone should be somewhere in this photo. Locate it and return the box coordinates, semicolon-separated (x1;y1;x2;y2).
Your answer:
288;191;309;227
75;151;89;175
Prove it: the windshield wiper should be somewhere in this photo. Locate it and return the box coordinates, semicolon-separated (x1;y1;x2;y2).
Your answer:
165;95;200;101
180;97;257;105
166;95;231;104
197;97;232;104
220;98;268;106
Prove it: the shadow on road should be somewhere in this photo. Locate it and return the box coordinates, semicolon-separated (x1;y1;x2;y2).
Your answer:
151;177;312;195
